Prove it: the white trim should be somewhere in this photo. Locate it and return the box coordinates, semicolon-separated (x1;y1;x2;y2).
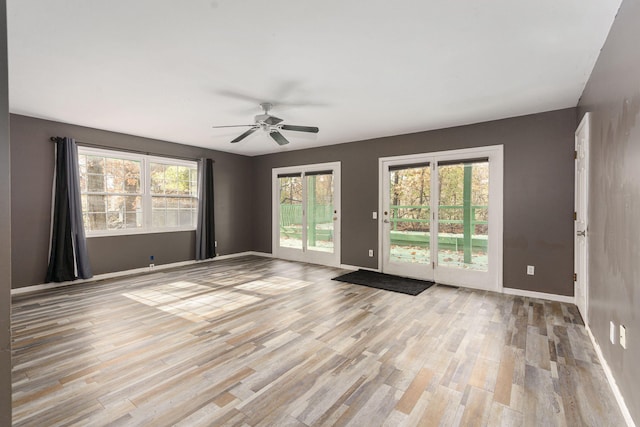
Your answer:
502;287;575;304
339;264;380;272
86;227;196;238
11;251;270;296
585;325;637;427
79;146;145;162
246;251;273;258
378;145;504;168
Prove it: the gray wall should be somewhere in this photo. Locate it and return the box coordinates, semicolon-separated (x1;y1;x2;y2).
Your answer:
252;108;577;295
0;0;11;423
11;108;578;298
10;114;254;287
578;0;640;423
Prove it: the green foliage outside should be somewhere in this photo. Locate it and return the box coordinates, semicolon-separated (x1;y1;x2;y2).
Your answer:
390;162;489;235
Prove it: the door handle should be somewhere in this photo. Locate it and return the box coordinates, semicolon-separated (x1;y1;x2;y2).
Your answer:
576;230;586;236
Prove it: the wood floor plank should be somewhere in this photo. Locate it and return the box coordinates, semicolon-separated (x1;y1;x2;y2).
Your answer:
524;364;566;427
395;367;434;414
493;345;516;406
11;255;627;426
415;384;463;427
458;385;493;427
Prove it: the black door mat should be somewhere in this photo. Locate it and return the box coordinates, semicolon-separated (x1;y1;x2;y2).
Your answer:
332;269;435;296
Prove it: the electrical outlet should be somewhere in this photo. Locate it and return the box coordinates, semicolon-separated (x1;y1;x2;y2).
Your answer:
610;321;616;344
368;249;374;257
215;240;218;247
620;325;627;349
526;265;535;275
372;212;377;219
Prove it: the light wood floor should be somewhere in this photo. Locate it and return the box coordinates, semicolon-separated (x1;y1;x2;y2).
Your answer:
12;256;625;426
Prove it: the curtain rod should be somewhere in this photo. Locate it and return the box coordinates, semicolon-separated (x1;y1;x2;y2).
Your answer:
49;137;212;163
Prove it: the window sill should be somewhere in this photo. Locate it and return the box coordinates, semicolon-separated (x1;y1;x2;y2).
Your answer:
86;227;196;238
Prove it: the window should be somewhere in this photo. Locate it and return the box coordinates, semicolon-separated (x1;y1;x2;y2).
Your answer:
150;161;198;228
78;147;198;236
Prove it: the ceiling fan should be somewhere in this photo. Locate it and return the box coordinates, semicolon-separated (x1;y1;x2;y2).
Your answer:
212;103;319;145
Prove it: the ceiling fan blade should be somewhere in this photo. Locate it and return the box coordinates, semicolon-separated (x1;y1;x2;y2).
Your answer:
212;124;255;129
269;131;290;146
280;124;319;133
264;115;284;126
231;127;259;143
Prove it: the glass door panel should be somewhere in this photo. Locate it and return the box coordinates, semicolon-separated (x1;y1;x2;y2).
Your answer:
389;165;431;264
278;174;303;250
437;160;489;271
306;172;334;254
382;163;433;280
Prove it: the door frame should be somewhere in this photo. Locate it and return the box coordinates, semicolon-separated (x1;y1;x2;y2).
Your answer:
272;161;341;267
574;113;590;323
378;145;503;292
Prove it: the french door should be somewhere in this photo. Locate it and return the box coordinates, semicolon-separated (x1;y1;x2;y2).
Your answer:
380;146;503;291
574;113;590;323
272;162;341;267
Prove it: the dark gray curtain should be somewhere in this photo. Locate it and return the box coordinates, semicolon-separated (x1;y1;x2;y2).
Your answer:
196;158;216;260
45;137;92;282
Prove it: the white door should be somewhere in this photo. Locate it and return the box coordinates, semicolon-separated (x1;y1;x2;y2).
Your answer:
380;146;503;291
272;162;341;267
575;113;590;323
381;162;434;281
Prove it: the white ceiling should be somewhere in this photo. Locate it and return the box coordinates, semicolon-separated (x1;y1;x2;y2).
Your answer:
8;0;621;156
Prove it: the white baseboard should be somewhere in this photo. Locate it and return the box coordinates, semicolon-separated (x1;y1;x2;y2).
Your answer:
502;287;575;304
334;271;575;305
585;325;637;427
339;264;380;272
11;251;267;296
246;251;273;258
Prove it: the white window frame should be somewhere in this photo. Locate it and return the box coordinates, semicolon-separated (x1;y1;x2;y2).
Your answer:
78;146;199;237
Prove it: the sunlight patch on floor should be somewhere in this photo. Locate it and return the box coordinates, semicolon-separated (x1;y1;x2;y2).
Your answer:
235;276;312;295
122;281;262;322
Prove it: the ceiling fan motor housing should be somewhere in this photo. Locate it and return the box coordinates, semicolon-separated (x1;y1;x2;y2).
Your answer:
254;113;271;124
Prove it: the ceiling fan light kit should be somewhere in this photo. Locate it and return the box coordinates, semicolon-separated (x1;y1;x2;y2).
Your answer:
213;102;319;145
